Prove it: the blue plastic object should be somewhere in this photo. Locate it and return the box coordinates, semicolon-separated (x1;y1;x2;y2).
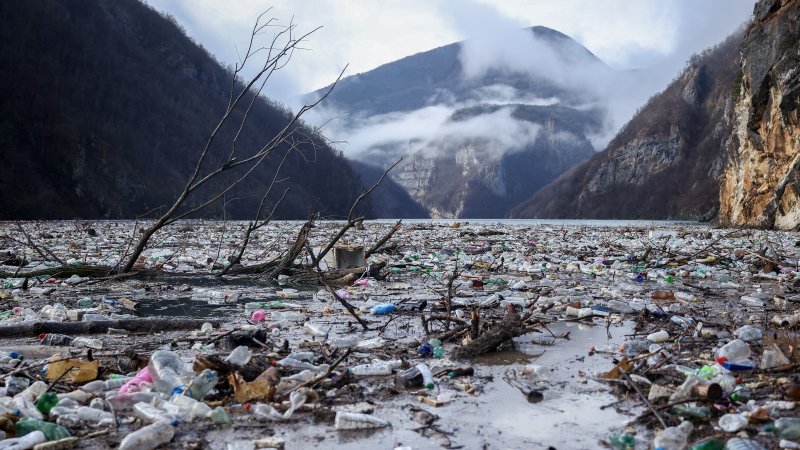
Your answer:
371;303;396;315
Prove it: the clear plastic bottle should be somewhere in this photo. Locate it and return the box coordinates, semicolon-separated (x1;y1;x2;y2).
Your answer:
147;350;190;394
132;402;174;423
303;322;327;338
334;411;390;430
653;421;693;450
718;413;748;432
77;406;114;426
71;337;103;350
724;438;766;450
276;357;318;371
717;339;751;363
251;403;284;421
186;369;217;400
415;364;435;389
81;377;133;393
5;377;30;396
225;346;252;367
349;359;402;376
169;395;211;420
0;430;46;450
118;420;175;450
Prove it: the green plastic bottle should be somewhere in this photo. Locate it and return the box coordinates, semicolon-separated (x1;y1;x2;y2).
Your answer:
765;417;800;440
609;433;636;449
15;417;71;440
671;406;711;421
35;392;58;415
690;438;724;450
209;406;232;425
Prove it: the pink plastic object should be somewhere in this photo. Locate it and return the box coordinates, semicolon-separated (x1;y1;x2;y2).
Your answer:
353;279;368;286
251;310;266;323
335;289;350;299
117;367;153;398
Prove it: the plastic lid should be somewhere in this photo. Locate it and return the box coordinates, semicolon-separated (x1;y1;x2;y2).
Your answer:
425;382;435;389
763;423;775;432
172;386;186;396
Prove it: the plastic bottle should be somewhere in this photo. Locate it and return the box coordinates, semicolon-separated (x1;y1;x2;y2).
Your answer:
0;430;46;450
208;406;232;425
718;413;748;432
147;350;190;394
371;303;396;315
276;357;318;371
395;367;423;389
303;322;328;338
349;360;402;376
117;367;152;397
671;405;711;420
187;369;217;400
647;330;670;343
13;397;44;420
15;417;71;441
329;336;358;348
225;346;252;367
734;325;762;342
447;367;474;378
765;417;800;440
334;411;390;430
132;403;174;423
690;438;724;450
609;433;636;450
77;406;114;426
724;438;765;450
71;337;103;350
40;334;72;346
415;364;435;389
35;392;58;415
653;421;693;450
251;403;284;421
169;395;212;420
717;339;751;363
81;377;133;393
118;420;175;450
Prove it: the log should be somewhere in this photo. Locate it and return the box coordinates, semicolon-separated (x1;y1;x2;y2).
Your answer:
0;318;223;338
450;312;526;360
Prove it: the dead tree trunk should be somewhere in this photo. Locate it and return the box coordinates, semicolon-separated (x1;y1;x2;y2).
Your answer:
450;312;526;360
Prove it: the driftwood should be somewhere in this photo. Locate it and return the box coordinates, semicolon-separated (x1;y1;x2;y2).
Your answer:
450;312;527;360
365;219;402;258
0;318;223;338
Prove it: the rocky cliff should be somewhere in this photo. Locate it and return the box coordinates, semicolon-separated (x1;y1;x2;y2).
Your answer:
511;32;742;220
719;0;800;229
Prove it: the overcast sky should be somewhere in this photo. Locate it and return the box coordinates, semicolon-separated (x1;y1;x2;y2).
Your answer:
146;0;755;108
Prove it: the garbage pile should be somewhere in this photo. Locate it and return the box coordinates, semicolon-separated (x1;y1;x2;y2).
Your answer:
0;220;798;449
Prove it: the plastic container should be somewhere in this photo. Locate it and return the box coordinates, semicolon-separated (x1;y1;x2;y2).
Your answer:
117;367;152;397
147;350;190;394
329;336;358;348
118;420;175;450
184;369;216;400
209;406;232;425
334;411;390;430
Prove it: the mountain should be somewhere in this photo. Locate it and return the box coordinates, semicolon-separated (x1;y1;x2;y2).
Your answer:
309;27;609;218
0;0;378;220
510;31;743;220
348;161;430;218
719;0;800;229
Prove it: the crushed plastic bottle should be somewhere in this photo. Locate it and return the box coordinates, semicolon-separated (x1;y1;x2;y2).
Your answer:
349;359;402;376
724;438;766;450
653;420;693;450
718;413;748;432
0;430;46;450
15;417;71;441
118;420;175;450
717;339;751;364
187;369;218;399
147;350;190;394
334;411;390;430
766;417;800;440
225;346;252;367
